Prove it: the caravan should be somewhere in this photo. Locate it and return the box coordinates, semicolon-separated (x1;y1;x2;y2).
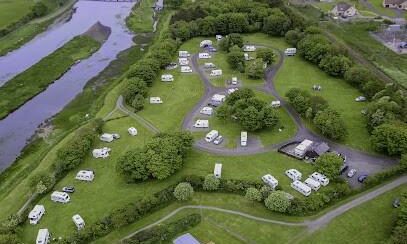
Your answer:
36;229;50;244
51;191;70;204
310;172;330;186
193;119;209;128
200;106;213;116
214;163;222;178
291;180;312;196
128;127;138;136
304;177;321;191
216;35;223;41
180;66;192;73
284;48;297;56
75;170;95;182
72;214;85;230
204;63;216;69
200;40;213;47
262;174;278;189
199;52;211;59
161;74;174;82
205;130;219;142
150;97;163;104
271;101;281;108
100;133;114;142
179;51;190;57
179;58;189;66
243;45;256;52
211;94;226;105
241;131;247;146
294;139;313;157
227;88;238;95
231;77;238;85
285;169;302;181
92;147;111;158
28;205;45;225
210;69;222;76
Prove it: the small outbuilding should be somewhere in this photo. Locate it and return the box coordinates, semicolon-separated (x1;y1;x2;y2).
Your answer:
305;142;330;159
72;214;85;230
128;127;138;136
173;233;200;244
330;2;358;17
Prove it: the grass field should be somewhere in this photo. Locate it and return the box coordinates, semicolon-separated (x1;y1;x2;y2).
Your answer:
126;0;155;33
0;0;33;29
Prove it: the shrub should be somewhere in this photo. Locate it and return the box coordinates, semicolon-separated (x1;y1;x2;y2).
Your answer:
173;182;194;201
262;8;291;36
203;174;220;191
29;172;55;195
245;187;262;202
246;58;265;79
318;55;352;77
313;108;347;140
264;191;291;213
314;153;344;179
371;122;407;156
116;150;150;182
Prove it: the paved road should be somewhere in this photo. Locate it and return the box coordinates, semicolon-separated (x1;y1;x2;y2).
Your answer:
120;175;407;242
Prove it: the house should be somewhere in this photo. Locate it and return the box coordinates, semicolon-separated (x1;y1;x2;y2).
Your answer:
75;170;95;182
305;142;330;159
173;233;200;244
36;229;50;244
29;205;45;225
383;0;407;9
331;2;358;17
72;214;85;230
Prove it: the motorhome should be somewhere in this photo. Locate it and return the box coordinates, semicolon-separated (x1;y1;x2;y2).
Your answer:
72;214;85;230
29;205;45;225
128;127;138;136
285;169;302;181
92;147;111;158
294;139;314;157
200;106;213;115
199;52;211;59
271;101;281;108
284;48;297;56
180;66;193;73
150;97;163;104
200;40;213;47
75;170;95;182
210;69;222;76
214;163;222;178
211;94;226;105
36;229;50;244
205;130;219;142
179;58;189;66
100;133;114;142
51;191;70;204
179;50;190;57
262;174;278;189
243;45;256;52
161;74;174;82
241;131;247;146
216;35;223;41
291;180;312;196
304;177;321;191
310;172;330;186
204;63;216;69
193;119;209;128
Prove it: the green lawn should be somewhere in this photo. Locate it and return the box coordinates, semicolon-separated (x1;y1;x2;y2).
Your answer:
368;0;397;17
126;0;155;33
0;0;33;29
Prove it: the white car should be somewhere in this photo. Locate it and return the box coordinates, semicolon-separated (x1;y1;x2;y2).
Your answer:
213;135;223;145
347;169;357;178
355;96;366;102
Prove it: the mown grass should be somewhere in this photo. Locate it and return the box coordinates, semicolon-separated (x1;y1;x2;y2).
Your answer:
126;0;155;33
0;35;100;119
0;0;33;29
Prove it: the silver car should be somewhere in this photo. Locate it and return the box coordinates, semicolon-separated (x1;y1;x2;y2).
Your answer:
347;169;357;178
213;135;223;145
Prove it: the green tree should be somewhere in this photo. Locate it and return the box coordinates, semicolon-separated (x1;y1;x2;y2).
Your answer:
131;94;145;112
245;187;262;202
247;58;264;79
173;182;194;201
256;48;276;65
262;9;291;36
203;174;220;191
31;2;48;17
344;66;372;88
260;185;273;199
127;64;156;87
319;55;352;77
122;77;147;105
297;34;332;64
313;108;347;140
371;122;407;156
314;153;344;179
264;191;291;213
29;172;55;195
227;45;245;70
116;150;150;182
285;29;304;47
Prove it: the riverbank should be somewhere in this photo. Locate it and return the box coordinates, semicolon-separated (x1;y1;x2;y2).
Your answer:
0;24;108;120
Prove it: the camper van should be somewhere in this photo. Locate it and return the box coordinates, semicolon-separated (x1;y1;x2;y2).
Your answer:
205;130;219;142
199;52;211;59
128;127;138;136
100;133;114;142
29;205;45;225
310;172;330;186
179;51;190;57
210;69;222;76
294;139;313;157
161;74;174;82
204;63;216;69
36;229;50;244
51;191;70;204
200;106;213;116
179;58;189;66
243;45;256;52
241;131;247;146
180;66;193;73
304;177;321;191
214;163;222;179
75;170;95;182
150;97;163;104
291;180;312;196
72;214;85;230
92;147;111;159
271;101;281;108
262;174;278;189
284;48;297;56
285;169;302;181
193;119;209;128
200;40;213;48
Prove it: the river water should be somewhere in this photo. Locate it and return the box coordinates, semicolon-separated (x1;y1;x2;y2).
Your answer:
0;1;135;170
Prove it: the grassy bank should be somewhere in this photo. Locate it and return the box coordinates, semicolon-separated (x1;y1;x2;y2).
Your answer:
126;0;155;33
0;0;33;29
0;35;101;119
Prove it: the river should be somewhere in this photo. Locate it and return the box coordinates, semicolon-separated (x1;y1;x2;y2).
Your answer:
0;1;136;170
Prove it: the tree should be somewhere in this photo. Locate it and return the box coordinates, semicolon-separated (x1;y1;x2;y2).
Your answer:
285;29;304;47
219;33;244;52
238;106;263;131
256;48;276;65
264;191;291;213
246;58;264;79
127;63;156;87
131;94;145;112
203;174;220;191
116;150;150;182
319;55;352;77
262;9;291;36
314;153;344;179
262;106;279;128
297;34;332;64
245;187;262;202
122;77;147;105
173;182;194;201
31;2;48;17
371;122;407;156
29;172;55;195
285;88;312;116
313;108;347;140
344;66;372;88
170;21;192;41
166;0;184;8
227;46;245;70
260;185;273;199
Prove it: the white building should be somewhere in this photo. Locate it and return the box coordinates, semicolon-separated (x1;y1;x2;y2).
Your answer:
200;106;213;116
310;172;330;186
284;48;297;56
51;191;70;204
199;52;211;59
179;58;189;66
214;163;222;178
294;139;313;157
150;97;163;104
205;130;219;142
36;229;50;244
243;45;256;52
241;131;247;147
304;177;321;191
271;100;281;108
262;174;278;189
291;180;312;197
180;66;192;73
200;40;213;47
285;169;302;181
92;147;111;158
179;50;190;57
28;205;45;225
75;170;95;182
210;69;222;76
100;133;114;143
128;127;138;136
72;214;85;230
193;119;209;128
161;74;174;82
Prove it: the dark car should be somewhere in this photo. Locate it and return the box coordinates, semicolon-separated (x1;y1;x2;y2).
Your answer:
357;175;368;183
393;198;401;208
62;186;75;193
340;164;349;174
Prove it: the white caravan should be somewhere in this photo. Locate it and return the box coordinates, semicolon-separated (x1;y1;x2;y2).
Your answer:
210;69;222;76
310;172;330;186
72;214;85;230
161;74;174;82
214;163;222;179
180;66;193;73
199;52;211;59
179;50;190;57
284;48;297;56
200;106;213;116
150;97;163;104
241;131;247;147
271;100;281;108
294;139;313;157
28;205;45;225
99;133;114;142
179;58;189;66
216;35;223;41
291;180;312;196
231;77;238;85
200;40;213;47
205;130;219;142
285;169;302;181
304;177;321;191
92;147;111;159
193;119;209;128
243;45;256;52
51;191;70;204
204;62;216;69
75;170;95;182
128;127;138;136
36;229;50;244
262;174;278;189
227;88;238;95
211;94;226;105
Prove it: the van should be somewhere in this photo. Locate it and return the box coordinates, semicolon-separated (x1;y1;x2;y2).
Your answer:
310;172;329;186
179;51;190;57
210;69;222;76
200;106;213;116
180;66;192;73
75;170;95;182
149;97;163;104
261;174;278;189
243;45;256;52
72;214;85;230
51;191;70;204
199;52;211;59
161;74;174;82
304;177;321;191
284;48;297;56
179;58;189;66
241;131;247;147
291;180;311;196
271;101;281;108
285;169;302;181
36;229;50;244
193;119;209;128
205;130;219;142
29;205;45;225
200;40;213;48
214;163;222;178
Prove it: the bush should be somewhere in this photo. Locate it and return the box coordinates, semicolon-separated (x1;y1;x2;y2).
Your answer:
314;153;344;179
29;172;55;195
318;55;352;77
262;8;291;36
245;187;262;202
116;150;150;182
246;58;265;79
284;29;304;47
264;191;291;213
313;108;347;140
173;182;194;201
203;174;220;191
371;122;407;156
256;48;276;65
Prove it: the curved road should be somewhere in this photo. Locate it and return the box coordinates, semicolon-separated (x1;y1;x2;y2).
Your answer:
121;175;407;242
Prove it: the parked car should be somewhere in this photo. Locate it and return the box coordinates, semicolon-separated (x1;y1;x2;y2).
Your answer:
112;133;120;139
355;96;366;102
358;174;368;183
213;135;224;145
62;186;75;193
347;169;357;178
340;164;349;174
393;198;401;208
